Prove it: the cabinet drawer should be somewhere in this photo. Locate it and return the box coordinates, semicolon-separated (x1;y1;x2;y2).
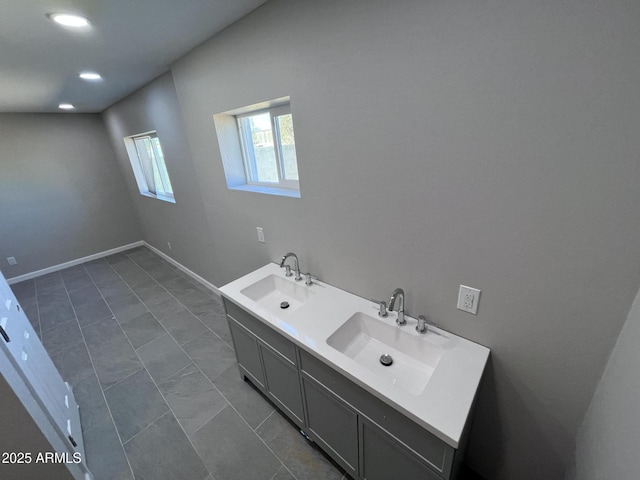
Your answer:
224;299;296;364
299;349;454;477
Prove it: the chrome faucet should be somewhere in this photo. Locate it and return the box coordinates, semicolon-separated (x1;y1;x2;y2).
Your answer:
388;288;405;326
280;252;302;281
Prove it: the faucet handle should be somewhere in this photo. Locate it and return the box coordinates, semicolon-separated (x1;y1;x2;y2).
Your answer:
371;299;388;317
283;265;292;277
304;273;317;286
416;315;428;334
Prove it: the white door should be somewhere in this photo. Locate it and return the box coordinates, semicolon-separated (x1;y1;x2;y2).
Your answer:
0;275;83;454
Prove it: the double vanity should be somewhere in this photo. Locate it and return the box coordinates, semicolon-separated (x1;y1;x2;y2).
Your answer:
220;260;489;480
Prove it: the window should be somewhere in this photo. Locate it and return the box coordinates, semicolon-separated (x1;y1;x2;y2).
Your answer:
123;131;175;203
214;97;301;198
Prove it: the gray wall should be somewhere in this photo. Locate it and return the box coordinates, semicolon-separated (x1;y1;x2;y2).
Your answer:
0;114;141;278
103;0;640;478
571;285;640;480
102;73;217;279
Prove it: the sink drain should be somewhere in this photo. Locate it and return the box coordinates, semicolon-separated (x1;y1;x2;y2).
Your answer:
379;354;393;366
280;301;290;309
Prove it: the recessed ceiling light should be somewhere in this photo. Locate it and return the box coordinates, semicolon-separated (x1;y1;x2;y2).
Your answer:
48;13;91;28
79;72;102;80
58;103;75;110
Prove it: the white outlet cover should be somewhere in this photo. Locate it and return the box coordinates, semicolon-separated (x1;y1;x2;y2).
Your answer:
6;257;16;266
256;227;265;243
457;285;481;315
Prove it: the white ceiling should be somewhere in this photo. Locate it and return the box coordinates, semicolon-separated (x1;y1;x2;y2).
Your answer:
0;0;269;113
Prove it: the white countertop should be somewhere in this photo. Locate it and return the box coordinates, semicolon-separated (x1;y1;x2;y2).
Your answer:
219;263;490;448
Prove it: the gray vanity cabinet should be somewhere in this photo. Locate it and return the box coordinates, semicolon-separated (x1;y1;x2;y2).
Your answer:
299;349;456;480
224;297;460;480
225;299;304;427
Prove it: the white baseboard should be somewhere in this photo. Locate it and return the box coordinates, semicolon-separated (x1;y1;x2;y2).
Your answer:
6;241;145;285
142;242;220;295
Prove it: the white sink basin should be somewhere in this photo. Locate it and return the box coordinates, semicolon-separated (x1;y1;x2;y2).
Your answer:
326;312;444;396
240;274;315;313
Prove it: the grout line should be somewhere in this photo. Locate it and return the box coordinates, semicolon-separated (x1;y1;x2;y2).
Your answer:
121;410;172;446
254;408;277;432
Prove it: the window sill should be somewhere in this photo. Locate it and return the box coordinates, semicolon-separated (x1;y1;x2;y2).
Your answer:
140;192;176;204
229;184;301;199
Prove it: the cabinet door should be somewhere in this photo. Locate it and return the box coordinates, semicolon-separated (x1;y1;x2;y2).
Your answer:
361;420;441;480
302;375;359;477
228;318;265;388
262;346;304;426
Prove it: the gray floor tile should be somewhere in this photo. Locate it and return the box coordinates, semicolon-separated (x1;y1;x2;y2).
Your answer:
68;284;103;306
62;271;93;292
117;266;152;288
192;406;282;480
42;317;83;357
159;364;228;436
257;411;344;480
183;331;237;381
160;308;208;345
82;316;128;353
129;256;164;272
124;412;209;480
145;264;180;283
108;294;149;323
131;280;167;303
11;280;36;302
84;259;113;275
91;339;143;389
75;297;114;327
99;280;135;303
34;272;64;292
37;291;75;327
104;369;169;443
91;269;122;287
146;297;184;322
84;417;134;480
50;341;94;387
75;372;111;433
177;290;222;316
105;252;132;265
140;291;174;307
137;334;192;384
213;365;274;429
121;312;166;348
199;310;233;346
161;276;200;298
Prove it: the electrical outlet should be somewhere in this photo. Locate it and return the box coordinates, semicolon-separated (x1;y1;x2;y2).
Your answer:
6;257;17;266
457;285;481;315
256;227;265;243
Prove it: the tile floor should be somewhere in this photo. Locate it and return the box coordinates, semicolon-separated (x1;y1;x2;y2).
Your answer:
10;247;349;480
